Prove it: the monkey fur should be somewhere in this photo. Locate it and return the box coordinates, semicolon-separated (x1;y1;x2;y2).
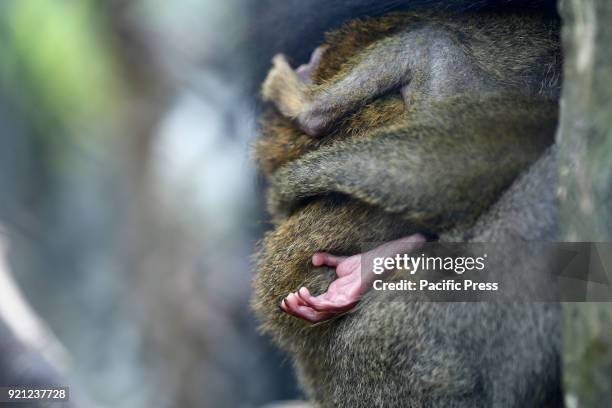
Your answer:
252;10;561;408
254;11;560;230
247;0;559;97
260;12;559;137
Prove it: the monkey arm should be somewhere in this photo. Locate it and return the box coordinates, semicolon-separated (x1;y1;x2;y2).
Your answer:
299;33;415;134
263;26;492;137
268;96;556;232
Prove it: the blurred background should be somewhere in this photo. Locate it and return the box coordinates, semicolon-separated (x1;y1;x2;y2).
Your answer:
0;0;301;407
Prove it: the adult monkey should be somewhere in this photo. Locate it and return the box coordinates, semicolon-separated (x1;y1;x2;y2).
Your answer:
251;5;562;408
246;0;558;98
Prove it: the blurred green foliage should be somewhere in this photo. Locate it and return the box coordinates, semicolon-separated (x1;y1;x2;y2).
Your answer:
0;0;122;166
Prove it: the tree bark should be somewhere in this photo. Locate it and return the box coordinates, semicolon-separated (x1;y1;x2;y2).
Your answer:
558;0;612;406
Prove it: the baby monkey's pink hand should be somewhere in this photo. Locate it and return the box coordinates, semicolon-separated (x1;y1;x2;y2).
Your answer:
281;234;425;323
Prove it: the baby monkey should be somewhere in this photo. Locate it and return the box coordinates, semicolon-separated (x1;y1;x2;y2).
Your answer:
281;235;426;323
259;12;560;323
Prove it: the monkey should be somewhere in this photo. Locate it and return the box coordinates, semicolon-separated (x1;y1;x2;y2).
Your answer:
253;10;559;321
251;9;561;408
255;10;559;173
261;12;559;138
253;149;561;407
246;0;559;97
266;94;558;323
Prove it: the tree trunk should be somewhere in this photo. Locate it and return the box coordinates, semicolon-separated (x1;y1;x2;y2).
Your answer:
558;0;612;406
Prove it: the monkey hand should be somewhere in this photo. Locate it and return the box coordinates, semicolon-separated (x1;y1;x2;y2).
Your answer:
281;234;425;323
281;252;362;323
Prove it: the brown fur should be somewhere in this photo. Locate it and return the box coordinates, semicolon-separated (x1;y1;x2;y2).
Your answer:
255;11;559;173
252;10;561;407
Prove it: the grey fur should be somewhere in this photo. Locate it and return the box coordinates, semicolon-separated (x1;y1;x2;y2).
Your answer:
253;10;562;408
267;95;556;232
286;151;562;408
263;12;560;136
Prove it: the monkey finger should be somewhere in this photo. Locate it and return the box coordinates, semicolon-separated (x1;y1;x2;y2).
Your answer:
298;287;356;312
297;287;332;309
297;287;316;304
285;292;313;314
282;292;332;323
312;252;348;267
